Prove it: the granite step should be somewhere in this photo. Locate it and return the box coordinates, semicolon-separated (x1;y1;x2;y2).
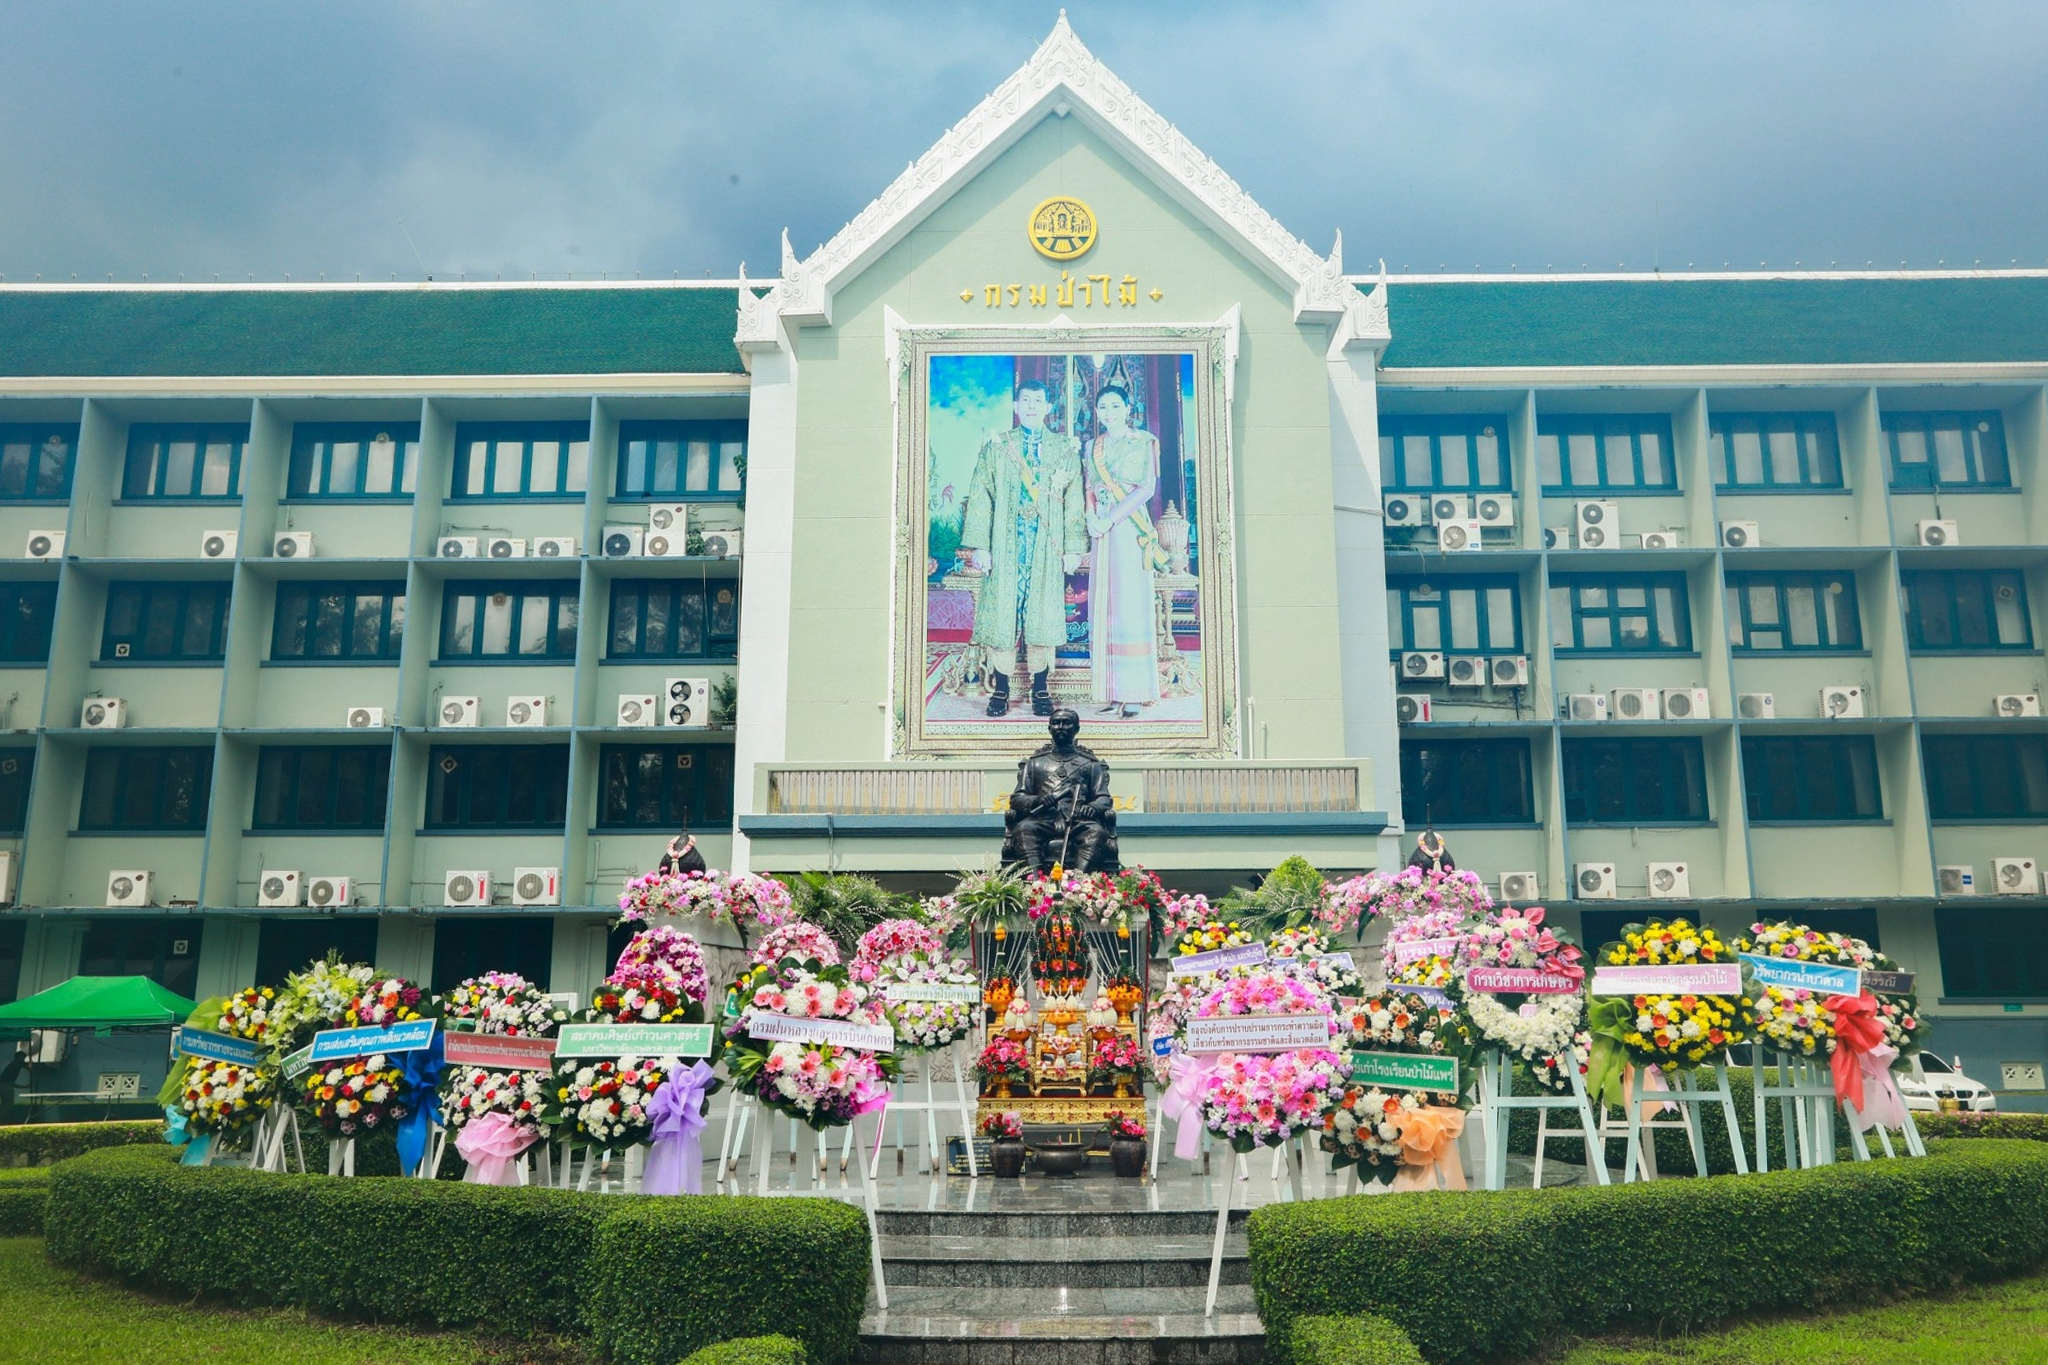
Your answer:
881;1232;1249;1287
859;1285;1264;1365
874;1208;1248;1240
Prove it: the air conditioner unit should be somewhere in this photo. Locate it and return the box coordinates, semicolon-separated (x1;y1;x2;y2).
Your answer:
1399;650;1446;681
511;866;561;907
1446;656;1486;688
1575;500;1619;549
1395;694;1432;725
24;530;64;560
617;693;658;727
1995;694;2042;718
345;705;386;729
305;875;351;909
1641;530;1682;550
256;870;302;908
1646;862;1690;899
1437;519;1484;553
1660;687;1711;721
533;536;579;559
601;527;644;559
1737;692;1776;720
1574;863;1617;899
106;870;152;908
505;694;548;728
486;536;527;559
644;529;690;558
1541;527;1561;550
26;1029;67;1065
1428;494;1465;525
1820;685;1865;719
1471;493;1514;528
1490;655;1530;687
1609;687;1660;721
1991;856;2040;896
1720;520;1759;549
647;504;691;533
438;535;479;559
273;532;314;559
80;697;127;730
1563;693;1608;721
444;870;491;908
438;696;481;728
200;530;238;559
1498;871;1540;902
1936;865;1976;896
0;851;14;906
1916;519;1959;548
699;529;742;559
1382;494;1425;528
665;676;712;727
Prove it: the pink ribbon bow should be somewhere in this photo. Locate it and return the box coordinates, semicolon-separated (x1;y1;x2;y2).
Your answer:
1826;993;1907;1131
1162;1053;1217;1160
456;1111;539;1186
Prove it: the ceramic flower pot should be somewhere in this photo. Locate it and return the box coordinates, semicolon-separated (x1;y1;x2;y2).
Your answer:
1110;1137;1146;1178
990;1138;1027;1178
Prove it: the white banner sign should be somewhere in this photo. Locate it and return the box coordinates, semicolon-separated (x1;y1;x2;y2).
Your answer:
1184;1012;1333;1056
1463;967;1581;995
1170;943;1269;977
881;981;983;1004
741;1011;896;1054
1588;963;1744;997
1392;937;1462;965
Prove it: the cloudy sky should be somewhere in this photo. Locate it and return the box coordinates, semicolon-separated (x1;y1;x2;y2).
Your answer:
3;1;2044;283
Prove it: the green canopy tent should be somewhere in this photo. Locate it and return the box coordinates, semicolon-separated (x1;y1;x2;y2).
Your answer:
0;975;197;1036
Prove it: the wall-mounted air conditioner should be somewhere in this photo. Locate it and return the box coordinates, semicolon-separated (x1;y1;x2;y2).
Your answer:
1737;692;1776;720
533;536;579;559
1641;530;1681;550
665;676;712;727
438;696;481;728
601;527;644;558
1995;694;2041;718
511;867;560;906
1471;494;1513;528
1446;657;1485;688
1498;871;1540;901
1383;494;1425;527
305;875;351;909
0;851;15;905
1646;862;1690;898
24;530;64;560
1490;655;1530;687
273;532;314;559
1916;519;1959;547
1436;519;1483;553
1660;687;1710;720
106;870;152;908
1575;501;1619;549
1608;687;1660;721
1991;856;2040;896
257;870;302;908
200;530;238;559
486;537;526;559
1936;865;1975;896
1720;520;1758;549
1395;694;1432;724
81;698;127;730
345;706;386;729
644;528;691;558
1574;863;1617;899
1820;685;1865;719
617;693;658;727
647;504;690;533
444;870;491;907
1427;494;1464;525
1541;527;1561;550
1563;693;1608;721
1399;651;1445;681
438;535;479;559
505;695;548;728
699;529;742;559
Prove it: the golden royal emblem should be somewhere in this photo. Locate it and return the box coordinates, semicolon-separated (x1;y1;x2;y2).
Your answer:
1029;196;1097;261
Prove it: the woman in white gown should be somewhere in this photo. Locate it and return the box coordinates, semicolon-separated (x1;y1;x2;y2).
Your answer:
1084;385;1165;716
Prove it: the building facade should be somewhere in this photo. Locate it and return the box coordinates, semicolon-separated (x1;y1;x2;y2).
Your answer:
2;19;2045;1108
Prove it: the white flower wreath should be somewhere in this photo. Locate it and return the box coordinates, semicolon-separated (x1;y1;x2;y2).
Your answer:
1462;989;1582;1072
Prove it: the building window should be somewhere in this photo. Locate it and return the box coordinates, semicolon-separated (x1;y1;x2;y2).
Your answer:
79;919;202;999
122;424;249;500
255;918;379;989
1562;738;1709;824
439;582;578;660
1536;414;1677;492
1398;739;1533;825
425;745;569;829
0;583;58;663
597;744;736;829
1742;736;1882;822
1901;570;2032;651
1377;415;1510;493
1708;412;1842;490
1923;734;2048;821
1884;411;2009;490
1550;573;1691;653
79;747;214;831
0;919;23;1004
1724;571;1862;652
433;917;555;992
0;425;77;500
272;582;406;661
287;423;420;499
252;747;390;831
617;421;746;499
607;579;741;659
451;422;590;499
102;581;232;661
1937;908;2048;999
0;750;31;834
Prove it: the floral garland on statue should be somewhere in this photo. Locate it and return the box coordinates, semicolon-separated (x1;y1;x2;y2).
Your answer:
1451;906;1587;1091
1033;911;1090;997
750;921;842;970
720;961;899;1129
437;974;566;1138
167;987;282;1137
549;928;714;1149
297;974;431;1137
1026;871;1124;925
1321;991;1472;1184
1175;966;1341;1153
1267;925;1365;998
617;868;793;935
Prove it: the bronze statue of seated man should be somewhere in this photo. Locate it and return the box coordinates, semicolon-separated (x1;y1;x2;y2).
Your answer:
1001;708;1120;875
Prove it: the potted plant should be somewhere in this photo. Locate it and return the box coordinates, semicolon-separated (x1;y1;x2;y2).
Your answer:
975;1035;1031;1099
1105;1111;1147;1177
1089;1034;1142;1099
982;1110;1026;1177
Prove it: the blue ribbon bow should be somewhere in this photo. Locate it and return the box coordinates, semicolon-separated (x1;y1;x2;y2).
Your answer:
393;1031;447;1177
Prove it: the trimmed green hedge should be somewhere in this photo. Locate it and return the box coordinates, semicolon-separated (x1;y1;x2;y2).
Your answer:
0;1167;48;1234
45;1145;870;1365
1918;1112;2048;1142
1291;1314;1424;1365
1249;1138;2048;1364
676;1335;808;1365
0;1119;164;1167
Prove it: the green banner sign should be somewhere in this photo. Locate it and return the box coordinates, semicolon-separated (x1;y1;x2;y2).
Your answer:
1348;1050;1460;1095
553;1023;715;1059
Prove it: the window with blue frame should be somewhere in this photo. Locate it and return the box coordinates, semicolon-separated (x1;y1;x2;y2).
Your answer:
597;744;737;829
1724;570;1862;651
287;423;420;499
1550;573;1691;652
1742;735;1882;822
79;747;214;830
1901;569;2033;651
122;424;249;499
255;918;378;989
102;581;232;661
1936;908;2048;999
252;747;391;830
439;581;578;660
1562;738;1709;824
1923;734;2048;821
607;579;740;659
450;422;589;499
617;421;746;499
1708;412;1842;489
1398;738;1533;825
425;745;569;829
0;918;22;1004
272;582;406;661
1536;414;1676;492
1377;415;1510;493
1883;411;2009;489
0;426;77;500
0;583;58;663
0;750;32;834
432;917;555;993
1385;576;1521;656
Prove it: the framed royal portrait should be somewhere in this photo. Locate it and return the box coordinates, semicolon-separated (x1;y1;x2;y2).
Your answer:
890;322;1240;758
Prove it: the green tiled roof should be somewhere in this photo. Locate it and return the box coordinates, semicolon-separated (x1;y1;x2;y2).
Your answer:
0;286;745;377
1377;276;2048;370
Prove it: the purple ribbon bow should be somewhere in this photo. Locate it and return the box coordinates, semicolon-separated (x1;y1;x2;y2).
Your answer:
642;1061;718;1195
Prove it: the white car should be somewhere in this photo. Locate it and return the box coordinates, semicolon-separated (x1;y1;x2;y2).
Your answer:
1896;1053;1997;1113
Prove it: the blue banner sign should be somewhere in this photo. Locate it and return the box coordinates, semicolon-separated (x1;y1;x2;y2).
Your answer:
175;1028;264;1066
309;1018;438;1063
1739;954;1862;997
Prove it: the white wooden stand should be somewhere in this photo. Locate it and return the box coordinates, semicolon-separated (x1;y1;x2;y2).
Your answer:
253;1106;305;1173
326;1135;357;1177
750;1104;889;1309
1478;1053;1610;1190
1753;1053;1838;1171
1206;1130;1305;1317
1621;1057;1748;1181
1844;1096;1927;1160
865;1042;978;1179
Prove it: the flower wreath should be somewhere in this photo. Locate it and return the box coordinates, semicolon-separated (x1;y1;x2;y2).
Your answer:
864;951;979;1052
167;987;281;1137
1315;875;1386;940
1321;991;1471;1184
618;868;793;937
550;929;715;1149
1174;918;1255;957
1737;920;1923;1060
1452;905;1586;1091
1181;966;1341;1153
750;921;842;970
437;973;566;1137
852;918;944;972
1380;906;1474;995
1585;919;1753;1111
606;924;712;1005
296;974;431;1137
720;961;900;1129
1267;925;1365;997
